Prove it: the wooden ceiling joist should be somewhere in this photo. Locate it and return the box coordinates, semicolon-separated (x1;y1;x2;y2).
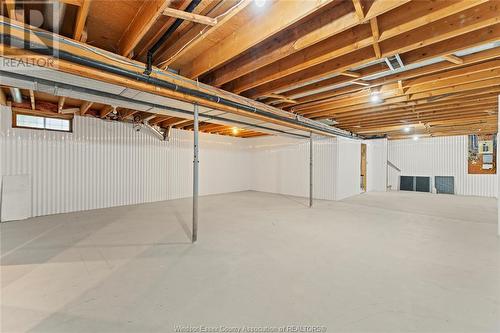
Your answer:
117;0;173;57
176;0;336;79
279;47;500;109
100;105;114;118
80;101;93;115
203;0;359;87
162;7;217;26
236;4;499;98
74;0;91;41
0;88;6;105
29;89;35;110
443;54;464;64
57;96;65;113
2;0;498;138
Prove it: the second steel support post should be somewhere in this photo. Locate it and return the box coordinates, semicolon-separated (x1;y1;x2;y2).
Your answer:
309;132;313;208
192;103;199;242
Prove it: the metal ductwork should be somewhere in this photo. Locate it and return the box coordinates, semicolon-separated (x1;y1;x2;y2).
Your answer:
0;69;311;139
9;87;23;103
0;21;360;139
144;122;169;141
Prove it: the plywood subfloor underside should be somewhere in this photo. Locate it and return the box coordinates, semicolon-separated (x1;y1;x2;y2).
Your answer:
1;191;499;332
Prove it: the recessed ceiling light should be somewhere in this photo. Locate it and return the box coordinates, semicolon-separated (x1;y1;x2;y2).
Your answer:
232;127;239;135
403;126;411;133
413;135;419;141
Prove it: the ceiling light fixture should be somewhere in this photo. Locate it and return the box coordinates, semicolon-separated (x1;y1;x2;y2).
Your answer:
255;0;266;7
413;135;419;141
232;127;239;135
403;126;411;133
370;91;381;103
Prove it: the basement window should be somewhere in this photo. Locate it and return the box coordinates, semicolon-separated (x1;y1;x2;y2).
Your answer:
13;112;72;132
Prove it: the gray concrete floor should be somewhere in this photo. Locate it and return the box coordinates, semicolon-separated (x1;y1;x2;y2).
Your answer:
1;191;499;332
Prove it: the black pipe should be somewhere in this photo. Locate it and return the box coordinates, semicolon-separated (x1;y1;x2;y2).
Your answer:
0;33;358;139
144;0;202;75
0;70;309;139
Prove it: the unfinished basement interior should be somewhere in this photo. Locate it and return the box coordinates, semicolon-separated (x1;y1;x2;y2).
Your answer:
0;0;499;332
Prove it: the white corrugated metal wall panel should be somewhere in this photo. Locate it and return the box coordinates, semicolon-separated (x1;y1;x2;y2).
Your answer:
0;106;252;218
249;135;337;200
335;137;362;200
388;136;497;197
365;138;388;192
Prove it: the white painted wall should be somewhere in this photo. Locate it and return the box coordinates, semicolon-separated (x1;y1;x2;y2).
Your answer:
388;136;497;197
250;135;362;200
0;105;368;220
364;138;388;192
335;137;362;200
249;135;337;200
0;106;251;219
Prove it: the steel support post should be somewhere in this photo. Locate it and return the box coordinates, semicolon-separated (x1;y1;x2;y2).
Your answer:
192;103;199;242
309;132;313;208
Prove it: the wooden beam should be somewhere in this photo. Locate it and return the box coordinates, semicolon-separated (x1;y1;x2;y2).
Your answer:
12;107;74;120
341;71;362;78
306;88;499;119
29;90;35;110
57;96;65;113
351;80;370;86
351;0;364;21
120;109;138;119
162;7;216;26
311;88;500;119
402;21;500;65
380;3;499;59
443;54;464;65
177;0;335;79
244;47;376;99
323;99;500;124
100;105;114;118
4;0;17;19
250;22;500;100
299;72;500;117
60;0;84;6
378;0;488;41
4;0;25;22
152;0;253;68
0;88;6;105
336;101;498;123
204;0;408;87
74;0;91;41
280;47;500;108
370;17;381;58
80;101;93;115
173;119;193;128
203;2;357;86
117;0;172;57
233;2;499;97
149;115;170;125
